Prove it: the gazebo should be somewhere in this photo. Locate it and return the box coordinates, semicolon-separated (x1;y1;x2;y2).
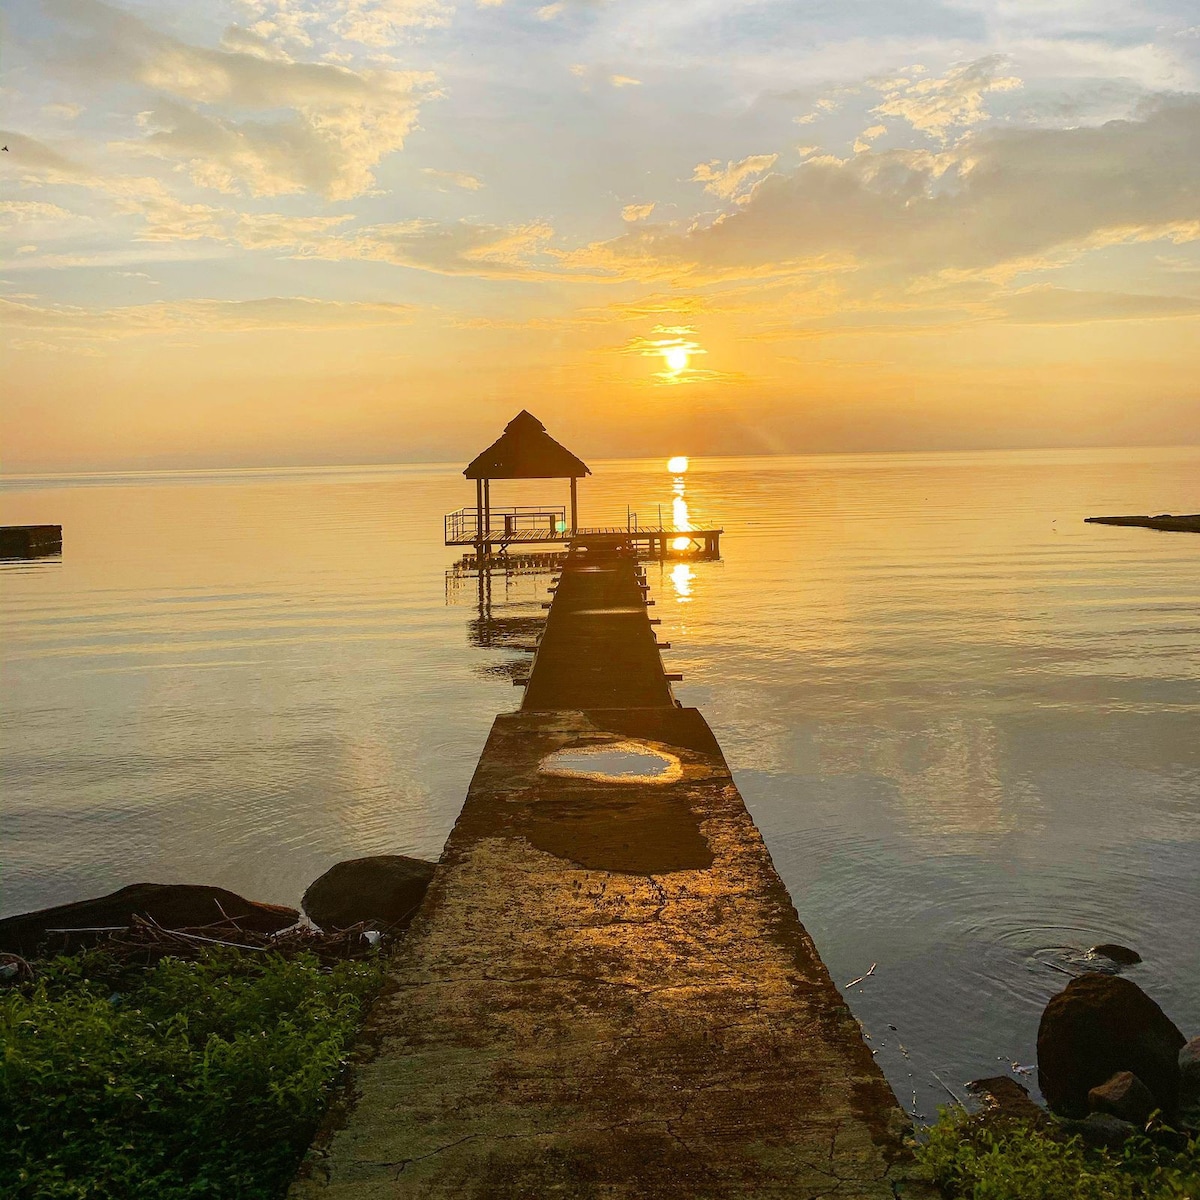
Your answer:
455;411;590;556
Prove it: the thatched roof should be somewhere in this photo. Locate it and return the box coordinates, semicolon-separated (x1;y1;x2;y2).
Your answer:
464;411;590;479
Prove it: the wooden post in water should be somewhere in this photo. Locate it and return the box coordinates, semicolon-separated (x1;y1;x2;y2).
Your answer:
569;477;578;535
483;478;492;557
474;478;485;559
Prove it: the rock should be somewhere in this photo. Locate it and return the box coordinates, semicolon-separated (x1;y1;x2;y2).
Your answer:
1180;1037;1200;1109
966;1076;1048;1124
302;855;436;933
1088;1071;1156;1125
1061;1112;1140;1149
1037;974;1185;1118
0;883;298;958
1089;943;1142;967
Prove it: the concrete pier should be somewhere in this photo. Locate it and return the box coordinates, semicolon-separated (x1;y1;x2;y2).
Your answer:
292;546;927;1198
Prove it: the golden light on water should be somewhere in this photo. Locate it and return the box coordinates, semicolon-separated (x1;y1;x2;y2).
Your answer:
670;562;693;600
667;455;689;474
671;535;692;551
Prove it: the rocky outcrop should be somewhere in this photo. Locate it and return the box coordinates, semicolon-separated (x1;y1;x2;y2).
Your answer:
1180;1037;1200;1115
0;525;62;559
0;883;298;957
1088;943;1142;967
966;1076;1049;1125
1085;514;1200;533
1037;974;1186;1118
1088;1071;1156;1125
302;855;436;933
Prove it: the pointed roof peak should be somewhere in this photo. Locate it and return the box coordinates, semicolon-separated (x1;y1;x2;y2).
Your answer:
504;410;545;434
465;411;590;479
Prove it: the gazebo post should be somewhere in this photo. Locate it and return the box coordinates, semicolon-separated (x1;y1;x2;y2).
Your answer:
475;478;484;558
569;477;578;536
483;478;492;556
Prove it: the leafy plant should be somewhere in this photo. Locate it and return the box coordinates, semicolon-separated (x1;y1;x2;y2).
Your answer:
0;948;383;1199
915;1106;1200;1200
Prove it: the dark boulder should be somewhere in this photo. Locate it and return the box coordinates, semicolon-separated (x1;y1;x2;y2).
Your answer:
1088;1071;1155;1126
302;855;436;933
0;883;298;958
1037;974;1185;1118
1180;1037;1200;1111
1061;1112;1140;1149
1088;943;1142;967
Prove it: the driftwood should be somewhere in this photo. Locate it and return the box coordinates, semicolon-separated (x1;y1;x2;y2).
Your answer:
16;913;389;978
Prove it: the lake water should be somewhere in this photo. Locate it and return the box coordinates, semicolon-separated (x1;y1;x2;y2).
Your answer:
2;447;1198;1119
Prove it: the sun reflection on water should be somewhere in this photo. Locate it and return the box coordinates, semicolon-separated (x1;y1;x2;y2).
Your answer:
670;460;693;549
670;562;693;601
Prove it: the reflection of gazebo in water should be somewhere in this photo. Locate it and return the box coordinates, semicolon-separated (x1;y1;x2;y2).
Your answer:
444;410;722;561
446;410;590;558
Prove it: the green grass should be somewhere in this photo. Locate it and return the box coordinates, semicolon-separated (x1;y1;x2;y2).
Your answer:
0;948;384;1199
915;1105;1200;1200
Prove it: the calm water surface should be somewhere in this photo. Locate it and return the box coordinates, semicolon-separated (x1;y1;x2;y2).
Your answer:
3;448;1198;1118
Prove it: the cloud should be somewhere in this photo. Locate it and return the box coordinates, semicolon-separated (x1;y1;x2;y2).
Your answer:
42;102;84;120
536;3;564;17
852;123;887;154
231;0;451;51
321;218;564;278
691;153;778;201
47;0;435;199
609;74;641;88
0;201;79;230
871;56;1022;142
577;97;1200;285
422;167;485;190
0;131;569;280
331;0;451;47
998;286;1200;324
0;295;416;339
795;95;845;125
622;202;655;222
0;135;357;262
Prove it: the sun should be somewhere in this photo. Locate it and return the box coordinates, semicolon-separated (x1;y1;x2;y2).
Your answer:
667;455;689;474
664;345;690;373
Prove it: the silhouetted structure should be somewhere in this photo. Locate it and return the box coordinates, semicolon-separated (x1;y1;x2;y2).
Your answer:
459;411;590;557
0;525;62;559
444;411;722;560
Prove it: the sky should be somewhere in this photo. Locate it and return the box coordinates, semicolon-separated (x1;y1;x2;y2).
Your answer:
2;0;1200;471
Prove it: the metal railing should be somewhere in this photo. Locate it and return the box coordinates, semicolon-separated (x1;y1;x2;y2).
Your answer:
445;506;568;544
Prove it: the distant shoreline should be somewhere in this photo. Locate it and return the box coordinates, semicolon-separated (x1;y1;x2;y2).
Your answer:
1086;514;1200;533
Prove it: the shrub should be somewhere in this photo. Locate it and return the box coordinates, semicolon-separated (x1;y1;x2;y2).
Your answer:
915;1106;1200;1200
0;948;383;1199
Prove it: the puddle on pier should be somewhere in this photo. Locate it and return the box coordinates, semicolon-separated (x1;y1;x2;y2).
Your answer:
539;741;682;785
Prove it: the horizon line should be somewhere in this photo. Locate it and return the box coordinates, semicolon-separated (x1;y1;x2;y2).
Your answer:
3;441;1199;485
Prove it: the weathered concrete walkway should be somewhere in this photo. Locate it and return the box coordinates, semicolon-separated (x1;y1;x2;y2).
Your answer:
292;548;927;1198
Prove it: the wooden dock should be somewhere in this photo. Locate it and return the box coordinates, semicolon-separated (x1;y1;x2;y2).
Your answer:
445;517;722;561
291;539;926;1199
